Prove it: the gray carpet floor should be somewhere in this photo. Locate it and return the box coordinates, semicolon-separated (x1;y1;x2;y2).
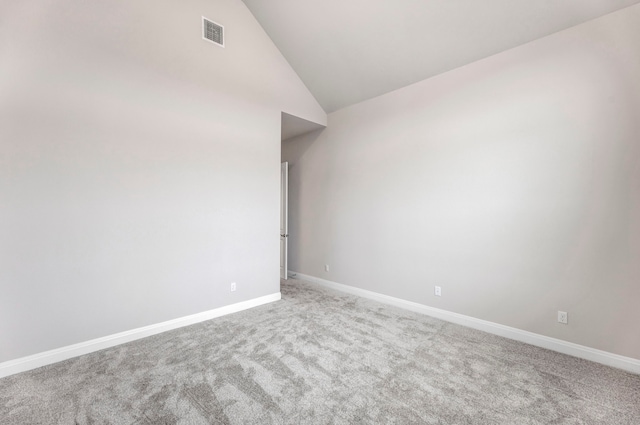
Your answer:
1;278;639;424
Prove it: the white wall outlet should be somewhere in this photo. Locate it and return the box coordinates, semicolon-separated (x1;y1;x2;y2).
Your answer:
230;282;236;292
434;286;442;297
558;311;568;324
324;264;330;272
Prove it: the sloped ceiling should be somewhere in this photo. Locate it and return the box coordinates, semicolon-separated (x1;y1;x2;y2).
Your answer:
243;0;640;113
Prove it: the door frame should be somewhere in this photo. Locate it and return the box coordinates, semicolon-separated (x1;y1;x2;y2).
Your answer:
280;162;288;279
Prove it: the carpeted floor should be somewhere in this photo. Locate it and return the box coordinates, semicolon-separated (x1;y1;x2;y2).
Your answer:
1;279;639;424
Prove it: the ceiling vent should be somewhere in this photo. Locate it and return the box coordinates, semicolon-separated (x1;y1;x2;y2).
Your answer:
202;17;224;47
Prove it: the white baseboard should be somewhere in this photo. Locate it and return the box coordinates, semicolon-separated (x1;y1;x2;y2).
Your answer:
292;272;640;375
0;292;281;379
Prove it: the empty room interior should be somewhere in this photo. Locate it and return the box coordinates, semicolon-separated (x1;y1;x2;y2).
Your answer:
1;0;640;423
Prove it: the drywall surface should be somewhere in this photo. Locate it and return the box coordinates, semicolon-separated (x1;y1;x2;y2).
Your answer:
0;0;324;363
283;5;640;359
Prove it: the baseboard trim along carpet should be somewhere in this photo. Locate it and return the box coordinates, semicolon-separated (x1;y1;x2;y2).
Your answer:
0;292;281;379
290;271;640;375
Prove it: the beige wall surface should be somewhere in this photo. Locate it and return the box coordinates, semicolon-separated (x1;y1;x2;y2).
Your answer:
0;0;324;363
283;5;640;359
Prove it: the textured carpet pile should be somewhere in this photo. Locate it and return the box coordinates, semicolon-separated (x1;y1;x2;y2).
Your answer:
1;279;639;424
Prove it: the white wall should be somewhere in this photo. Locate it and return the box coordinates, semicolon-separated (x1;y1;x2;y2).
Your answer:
0;0;325;363
283;5;640;359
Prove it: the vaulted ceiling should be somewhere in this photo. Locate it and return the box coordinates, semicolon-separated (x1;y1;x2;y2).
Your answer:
243;0;640;113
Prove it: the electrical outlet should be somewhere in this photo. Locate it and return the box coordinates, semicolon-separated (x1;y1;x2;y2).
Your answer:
558;311;568;324
231;282;236;292
434;286;442;297
325;264;330;272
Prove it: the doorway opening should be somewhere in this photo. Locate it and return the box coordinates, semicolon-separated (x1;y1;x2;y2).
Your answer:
280;112;326;280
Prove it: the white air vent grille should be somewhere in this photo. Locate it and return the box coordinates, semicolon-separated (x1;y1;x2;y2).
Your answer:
202;17;224;47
